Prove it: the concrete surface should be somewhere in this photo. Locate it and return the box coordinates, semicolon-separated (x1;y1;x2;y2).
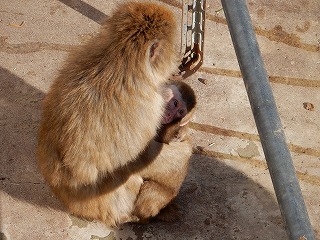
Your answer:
0;0;319;239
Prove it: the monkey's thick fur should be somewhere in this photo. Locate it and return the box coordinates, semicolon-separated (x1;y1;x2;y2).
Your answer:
37;2;193;227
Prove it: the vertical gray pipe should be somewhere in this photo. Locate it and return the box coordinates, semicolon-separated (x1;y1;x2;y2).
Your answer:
220;0;315;239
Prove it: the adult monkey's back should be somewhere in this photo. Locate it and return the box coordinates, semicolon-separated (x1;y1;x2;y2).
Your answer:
37;2;178;227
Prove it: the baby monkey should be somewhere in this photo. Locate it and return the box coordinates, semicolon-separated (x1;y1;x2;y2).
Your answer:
132;81;196;223
158;80;196;143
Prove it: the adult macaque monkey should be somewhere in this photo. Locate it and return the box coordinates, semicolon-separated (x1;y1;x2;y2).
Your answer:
133;81;197;222
37;2;180;227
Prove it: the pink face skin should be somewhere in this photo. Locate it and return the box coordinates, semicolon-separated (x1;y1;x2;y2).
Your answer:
161;85;187;124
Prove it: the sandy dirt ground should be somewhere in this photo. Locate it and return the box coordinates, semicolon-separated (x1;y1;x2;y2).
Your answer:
0;0;319;239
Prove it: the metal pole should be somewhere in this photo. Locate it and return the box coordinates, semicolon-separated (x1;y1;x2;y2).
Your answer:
220;0;315;239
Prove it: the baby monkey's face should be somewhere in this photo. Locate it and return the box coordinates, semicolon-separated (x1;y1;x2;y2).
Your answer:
161;85;187;124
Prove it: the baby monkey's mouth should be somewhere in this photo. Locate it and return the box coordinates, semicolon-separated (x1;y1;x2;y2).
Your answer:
161;115;172;125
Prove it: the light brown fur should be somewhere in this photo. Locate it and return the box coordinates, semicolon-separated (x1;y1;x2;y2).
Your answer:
37;2;179;227
133;81;196;222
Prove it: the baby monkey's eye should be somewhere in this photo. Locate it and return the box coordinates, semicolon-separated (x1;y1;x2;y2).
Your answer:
173;99;178;107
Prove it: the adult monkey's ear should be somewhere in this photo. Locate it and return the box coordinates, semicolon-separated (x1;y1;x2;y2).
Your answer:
149;40;160;63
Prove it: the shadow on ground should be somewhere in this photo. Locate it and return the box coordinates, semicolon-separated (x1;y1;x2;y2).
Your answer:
58;0;108;24
116;154;286;239
0;67;286;239
0;67;62;210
